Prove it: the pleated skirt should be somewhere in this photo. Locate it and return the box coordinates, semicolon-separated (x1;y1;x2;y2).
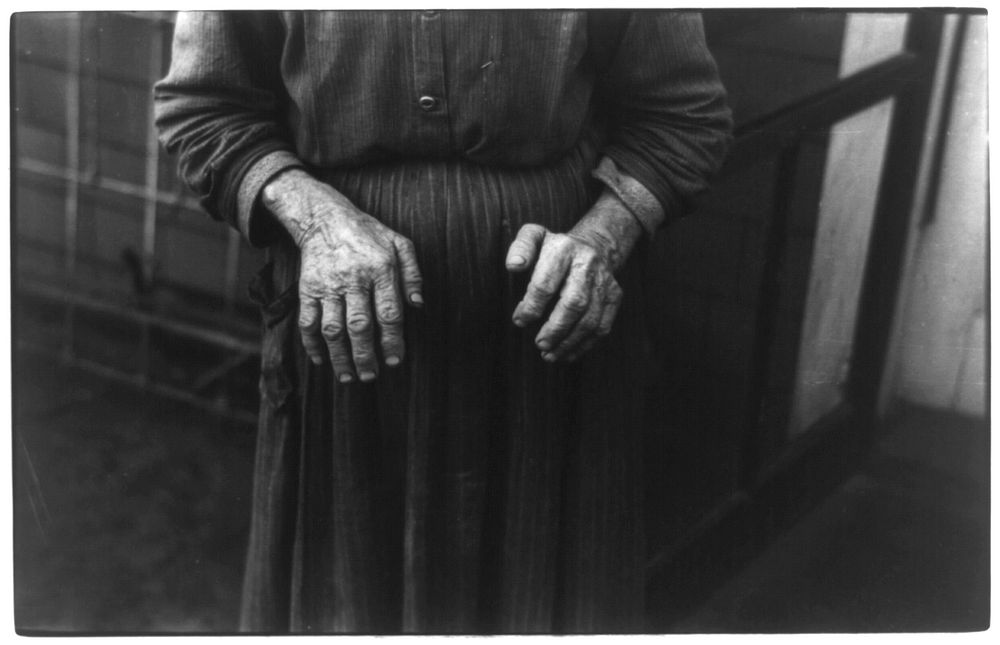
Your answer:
239;138;652;634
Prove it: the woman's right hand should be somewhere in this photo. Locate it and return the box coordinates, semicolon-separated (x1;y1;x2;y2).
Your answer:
262;169;424;383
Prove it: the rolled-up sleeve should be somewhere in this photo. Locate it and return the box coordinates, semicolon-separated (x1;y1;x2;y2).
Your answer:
154;11;301;247
596;11;733;229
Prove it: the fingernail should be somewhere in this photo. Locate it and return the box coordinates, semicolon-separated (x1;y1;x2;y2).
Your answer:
508;255;525;267
537;340;552;351
541;352;557;363
339;373;354;383
410;293;424;306
359;371;377;382
385;355;401;367
311;357;324;366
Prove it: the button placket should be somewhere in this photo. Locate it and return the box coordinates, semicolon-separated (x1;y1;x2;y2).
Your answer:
410;10;449;148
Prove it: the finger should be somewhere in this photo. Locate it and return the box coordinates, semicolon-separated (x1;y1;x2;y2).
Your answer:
298;298;326;365
512;239;572;327
373;274;405;368
394;236;424;307
345;288;379;382
548;278;621;359
321;296;354;383
595;283;623;339
554;283;622;363
505;223;547;272
544;293;603;361
534;270;594;355
564;336;600;363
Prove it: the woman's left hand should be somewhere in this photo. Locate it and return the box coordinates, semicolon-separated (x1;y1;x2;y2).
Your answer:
506;191;644;363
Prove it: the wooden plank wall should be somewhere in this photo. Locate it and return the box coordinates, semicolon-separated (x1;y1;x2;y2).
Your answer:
13;13;265;314
888;15;988;418
13;12;265;420
787;15;908;436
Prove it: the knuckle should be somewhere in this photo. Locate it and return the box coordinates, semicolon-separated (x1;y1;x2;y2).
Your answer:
377;304;402;324
529;281;557;298
396;237;416;254
553;322;574;335
359;255;393;277
373;273;398;291
298;271;323;289
321;323;344;341
347;315;372;333
521;301;544;316
376;249;396;267
330;348;353;365
544;321;568;335
351;338;375;356
381;337;403;352
547;233;570;249
562;293;589;313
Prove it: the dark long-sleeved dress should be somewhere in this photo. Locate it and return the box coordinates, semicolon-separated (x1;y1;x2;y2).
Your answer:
155;10;731;634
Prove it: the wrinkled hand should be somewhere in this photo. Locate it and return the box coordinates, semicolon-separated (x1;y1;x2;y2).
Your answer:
506;225;622;362
262;169;423;382
506;191;644;363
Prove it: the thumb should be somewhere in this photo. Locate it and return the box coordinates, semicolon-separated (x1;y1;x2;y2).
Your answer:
505;223;547;272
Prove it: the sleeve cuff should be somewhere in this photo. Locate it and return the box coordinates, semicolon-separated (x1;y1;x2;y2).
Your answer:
591;156;667;236
236;149;305;247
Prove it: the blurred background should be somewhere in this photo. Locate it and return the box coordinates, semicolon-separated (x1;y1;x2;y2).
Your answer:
10;10;988;634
